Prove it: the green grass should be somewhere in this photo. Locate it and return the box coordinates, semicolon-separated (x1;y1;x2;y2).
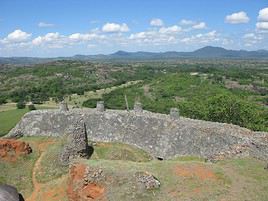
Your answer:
91;142;153;162
0;108;29;137
35;138;68;183
81;159;229;201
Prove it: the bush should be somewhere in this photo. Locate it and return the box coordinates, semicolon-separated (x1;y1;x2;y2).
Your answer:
0;97;7;105
16;101;26;109
28;104;36;110
82;98;102;108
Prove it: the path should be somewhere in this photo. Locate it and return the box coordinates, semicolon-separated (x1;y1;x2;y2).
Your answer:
26;140;55;201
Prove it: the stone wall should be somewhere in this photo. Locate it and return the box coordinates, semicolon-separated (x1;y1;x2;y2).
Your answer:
6;108;268;160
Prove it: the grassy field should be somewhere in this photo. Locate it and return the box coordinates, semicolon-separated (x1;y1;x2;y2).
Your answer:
0;108;29;137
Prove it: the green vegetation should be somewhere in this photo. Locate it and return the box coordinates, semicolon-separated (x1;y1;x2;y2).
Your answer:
98;72;267;131
0;59;267;131
16;101;26;109
0;141;39;197
36;139;68;183
91;142;153;162
0;108;29;136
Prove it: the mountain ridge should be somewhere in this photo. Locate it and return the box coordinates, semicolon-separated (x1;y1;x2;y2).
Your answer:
1;46;268;64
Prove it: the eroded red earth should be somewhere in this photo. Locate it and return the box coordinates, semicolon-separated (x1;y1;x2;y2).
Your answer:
67;164;105;201
0;139;32;162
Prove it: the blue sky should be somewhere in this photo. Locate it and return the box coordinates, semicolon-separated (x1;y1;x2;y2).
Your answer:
0;0;268;57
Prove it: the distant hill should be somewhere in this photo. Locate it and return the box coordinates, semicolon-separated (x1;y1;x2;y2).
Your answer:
1;46;268;65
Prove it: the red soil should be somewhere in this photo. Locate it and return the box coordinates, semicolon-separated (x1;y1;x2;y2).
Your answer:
174;164;217;180
67;164;105;201
0;139;32;162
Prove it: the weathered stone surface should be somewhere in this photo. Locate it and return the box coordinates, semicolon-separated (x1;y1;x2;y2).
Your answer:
170;108;179;120
7;108;268;160
135;172;160;190
0;184;24;201
96;101;105;112
134;101;143;112
84;167;105;185
59;118;93;165
59;101;69;112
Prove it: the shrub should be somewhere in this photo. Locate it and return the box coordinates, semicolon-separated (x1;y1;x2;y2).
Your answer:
16;101;26;109
28;104;36;110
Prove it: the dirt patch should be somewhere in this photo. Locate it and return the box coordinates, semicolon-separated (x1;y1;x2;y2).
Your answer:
174;164;217;180
0;139;32;162
67;164;105;201
26;140;56;201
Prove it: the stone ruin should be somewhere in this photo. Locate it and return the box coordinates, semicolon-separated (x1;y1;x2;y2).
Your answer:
134;101;143;112
169;108;179;120
59;101;69;112
59;117;93;166
7;101;268;161
96;101;105;112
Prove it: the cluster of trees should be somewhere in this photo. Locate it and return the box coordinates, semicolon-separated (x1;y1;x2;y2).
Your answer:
83;73;267;132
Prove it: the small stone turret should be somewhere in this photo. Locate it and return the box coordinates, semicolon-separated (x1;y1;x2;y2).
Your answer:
59;118;93;166
134;101;143;112
59;101;69;112
96;101;105;112
170;108;179;120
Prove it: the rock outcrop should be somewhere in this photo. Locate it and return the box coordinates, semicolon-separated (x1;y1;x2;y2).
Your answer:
7;108;268;160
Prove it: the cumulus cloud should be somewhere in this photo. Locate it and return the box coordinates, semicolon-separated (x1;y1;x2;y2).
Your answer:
192;22;206;29
69;33;106;42
38;22;55;27
181;30;219;44
258;7;268;21
150;18;164;27
225;11;249;24
102;23;129;33
159;25;182;34
243;33;263;47
180;19;195;25
32;32;67;48
256;22;268;30
256;8;268;31
1;29;31;43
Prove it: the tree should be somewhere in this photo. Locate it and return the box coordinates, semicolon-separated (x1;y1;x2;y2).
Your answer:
16;101;26;109
206;94;264;130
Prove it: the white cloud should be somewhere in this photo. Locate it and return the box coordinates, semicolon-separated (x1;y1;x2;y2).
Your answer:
192;22;206;29
129;29;177;45
181;30;219;44
256;22;268;30
243;33;263;47
159;25;182;34
180;19;195;25
32;32;66;48
69;33;105;42
150;18;164;27
1;29;31;43
258;7;268;21
225;11;249;24
102;23;129;33
38;22;55;27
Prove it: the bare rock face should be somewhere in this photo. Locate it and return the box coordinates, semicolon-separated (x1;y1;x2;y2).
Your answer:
59;118;93;166
135;171;160;190
0;184;24;201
